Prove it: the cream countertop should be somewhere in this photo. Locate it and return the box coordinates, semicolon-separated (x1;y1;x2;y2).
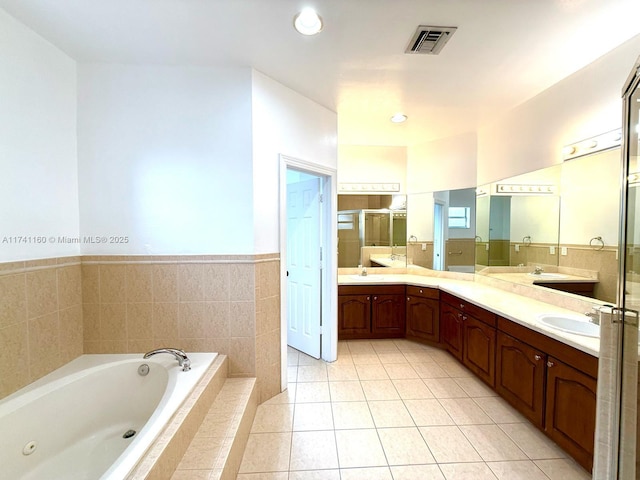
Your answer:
339;272;600;358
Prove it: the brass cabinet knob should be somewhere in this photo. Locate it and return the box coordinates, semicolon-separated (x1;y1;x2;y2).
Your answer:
547;361;555;367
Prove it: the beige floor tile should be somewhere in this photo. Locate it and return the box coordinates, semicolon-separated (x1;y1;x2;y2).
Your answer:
474;396;527;424
288;349;300;366
335;429;387;468
487;460;549;479
427;349;457;362
356;364;390;380
289;470;341;480
327;363;359;381
402;351;438;363
337;341;350;353
196;413;234;437
383;363;419;379
438;360;474;377
460;425;528;461
332;353;354;365
298;354;326;366
250;403;294;433
289;430;339;470
237;473;289;480
347;341;376;355
404;399;454;426
377;352;409;364
293;402;334;431
288;366;298;382
332;401;375;429
392;378;434;400
439;462;498;479
239;432;291;473
454;376;499;397
368;400;415;427
352;354;382;365
378;427;436;465
371;339;401;351
439;397;493;425
390;464;446;480
329;380;366;402
262;384;296;404
295;382;330;403
361;379;400;400
423;378;469;398
534;459;591;479
296;365;328;382
420;426;483;463
412;362;450;378
499;422;566;460
340;466;393;480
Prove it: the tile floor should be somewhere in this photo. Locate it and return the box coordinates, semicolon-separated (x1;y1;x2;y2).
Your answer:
238;339;591;480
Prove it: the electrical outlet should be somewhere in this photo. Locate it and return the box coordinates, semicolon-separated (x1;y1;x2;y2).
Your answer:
486;244;489;251
561;246;568;256
421;243;426;251
550;246;556;255
515;244;520;252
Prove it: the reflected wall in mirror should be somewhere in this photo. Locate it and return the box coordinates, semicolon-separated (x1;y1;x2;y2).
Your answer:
337;194;407;268
475;148;620;303
406;187;476;272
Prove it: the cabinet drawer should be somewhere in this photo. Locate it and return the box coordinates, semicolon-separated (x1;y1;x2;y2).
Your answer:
339;284;406;296
406;285;439;299
441;291;497;327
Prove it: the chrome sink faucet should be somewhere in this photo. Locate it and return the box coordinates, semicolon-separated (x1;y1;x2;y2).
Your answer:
144;348;191;371
533;266;544;275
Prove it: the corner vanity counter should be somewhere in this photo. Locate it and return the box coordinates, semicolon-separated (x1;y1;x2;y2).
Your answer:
338;270;601;472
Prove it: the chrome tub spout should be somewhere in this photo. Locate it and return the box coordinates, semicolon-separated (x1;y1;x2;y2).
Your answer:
143;348;191;371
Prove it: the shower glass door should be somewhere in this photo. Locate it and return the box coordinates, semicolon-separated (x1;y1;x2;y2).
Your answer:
617;56;640;479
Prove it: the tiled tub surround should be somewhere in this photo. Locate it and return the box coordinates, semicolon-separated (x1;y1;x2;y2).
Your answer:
81;254;281;404
0;254;280;404
0;257;83;398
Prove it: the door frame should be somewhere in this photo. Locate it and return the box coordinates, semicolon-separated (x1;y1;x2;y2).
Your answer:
279;154;337;392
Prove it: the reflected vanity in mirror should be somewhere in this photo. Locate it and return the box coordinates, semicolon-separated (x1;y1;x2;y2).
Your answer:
475;148;621;303
337;194;407;267
406;187;476;272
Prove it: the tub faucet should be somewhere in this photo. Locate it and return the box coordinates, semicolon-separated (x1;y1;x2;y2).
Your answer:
144;348;191;372
532;266;544;275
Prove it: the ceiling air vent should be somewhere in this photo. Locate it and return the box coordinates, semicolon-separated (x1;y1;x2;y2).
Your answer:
405;25;457;55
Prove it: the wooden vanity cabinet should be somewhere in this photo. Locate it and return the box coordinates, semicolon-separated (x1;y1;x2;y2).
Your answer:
440;292;497;386
338;285;405;339
496;331;546;427
406;286;440;343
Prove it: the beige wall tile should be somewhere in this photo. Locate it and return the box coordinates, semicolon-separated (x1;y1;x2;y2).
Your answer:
26;269;58;319
179;302;206;338
205;302;231;338
203;264;231;301
28;312;60;379
178;264;204;301
0;273;26;329
59;305;83;363
83;303;101;342
153;264;178;302
127;264;153;303
230;337;256;376
230;301;255;337
153;303;179;339
81;264;100;303
230;264;255;301
57;265;82;310
100;265;127;303
0;322;29;397
101;303;127;340
127;303;153;340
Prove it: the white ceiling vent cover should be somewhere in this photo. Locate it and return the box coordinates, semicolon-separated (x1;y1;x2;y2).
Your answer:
405;26;457;55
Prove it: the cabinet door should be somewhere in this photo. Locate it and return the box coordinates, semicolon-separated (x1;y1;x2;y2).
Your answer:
371;294;406;338
406;296;439;342
545;357;596;472
440;302;464;361
462;315;496;387
496;331;545;427
338;294;371;339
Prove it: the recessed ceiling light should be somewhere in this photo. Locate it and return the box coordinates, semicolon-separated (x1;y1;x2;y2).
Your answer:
390;113;408;123
294;8;323;35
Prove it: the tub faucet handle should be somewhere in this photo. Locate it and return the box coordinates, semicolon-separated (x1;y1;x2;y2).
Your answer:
143;348;191;372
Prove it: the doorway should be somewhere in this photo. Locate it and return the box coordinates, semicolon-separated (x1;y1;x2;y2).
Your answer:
279;155;338;391
433;201;445;270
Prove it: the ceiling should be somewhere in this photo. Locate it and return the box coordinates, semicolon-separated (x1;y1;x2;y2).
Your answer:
2;0;640;147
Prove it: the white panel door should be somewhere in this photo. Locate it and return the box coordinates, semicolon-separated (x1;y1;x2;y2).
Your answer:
287;177;321;358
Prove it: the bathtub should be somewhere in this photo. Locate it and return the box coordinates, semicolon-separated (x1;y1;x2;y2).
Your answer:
0;352;217;480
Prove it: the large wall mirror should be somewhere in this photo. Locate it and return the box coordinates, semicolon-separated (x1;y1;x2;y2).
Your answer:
475;148;621;303
406;187;476;272
337;194;407;267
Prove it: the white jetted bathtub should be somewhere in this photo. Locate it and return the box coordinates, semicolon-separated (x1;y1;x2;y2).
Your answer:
0;352;217;480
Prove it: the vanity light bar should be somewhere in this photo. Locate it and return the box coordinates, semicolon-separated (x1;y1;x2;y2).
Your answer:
338;183;401;193
562;129;622;161
495;184;556;195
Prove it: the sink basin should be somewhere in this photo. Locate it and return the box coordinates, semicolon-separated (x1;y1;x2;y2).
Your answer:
537;313;600;338
349;275;386;282
528;272;568;279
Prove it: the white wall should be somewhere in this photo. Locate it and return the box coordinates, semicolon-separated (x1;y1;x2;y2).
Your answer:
338;145;407;192
407;131;477;194
0;9;79;261
407;192;434;241
560;148;621;246
251;70;337;254
77;64;254;255
478;33;640;186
